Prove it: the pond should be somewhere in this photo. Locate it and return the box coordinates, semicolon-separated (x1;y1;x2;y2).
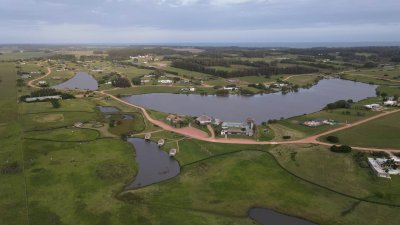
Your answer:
125;138;180;189
122;79;377;123
53;72;98;90
248;208;317;225
97;106;120;113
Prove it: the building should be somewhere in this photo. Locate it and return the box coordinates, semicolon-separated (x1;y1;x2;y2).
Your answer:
368;157;400;179
196;115;213;125
38;80;47;86
158;80;173;84
25;95;62;103
221;119;255;136
364;103;381;110
384;100;398;106
180;87;196;92
223;86;237;91
166;114;184;124
303;120;323;127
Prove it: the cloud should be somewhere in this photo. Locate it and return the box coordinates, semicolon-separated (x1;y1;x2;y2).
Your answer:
0;0;399;43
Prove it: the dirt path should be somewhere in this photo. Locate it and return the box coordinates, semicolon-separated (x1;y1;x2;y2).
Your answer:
27;67;52;88
207;125;215;139
97;90;400;151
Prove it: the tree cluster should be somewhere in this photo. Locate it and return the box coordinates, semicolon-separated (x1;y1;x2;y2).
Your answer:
112;77;131;88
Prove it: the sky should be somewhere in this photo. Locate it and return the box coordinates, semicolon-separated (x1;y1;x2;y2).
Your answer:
0;0;399;44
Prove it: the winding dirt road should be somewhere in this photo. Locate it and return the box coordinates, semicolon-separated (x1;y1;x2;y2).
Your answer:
27;67;52;88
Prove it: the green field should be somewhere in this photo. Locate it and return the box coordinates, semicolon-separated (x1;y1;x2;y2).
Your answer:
324;111;400;149
276;107;378;138
118;143;400;225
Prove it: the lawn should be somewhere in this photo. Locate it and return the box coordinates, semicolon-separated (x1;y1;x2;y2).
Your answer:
24;127;100;141
23;138;137;225
271;144;400;205
0;62;27;225
324;111;400;149
277;108;379;138
376;85;400;96
119;143;400;225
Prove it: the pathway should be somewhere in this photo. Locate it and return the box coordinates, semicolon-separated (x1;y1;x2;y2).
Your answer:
27;67;52;88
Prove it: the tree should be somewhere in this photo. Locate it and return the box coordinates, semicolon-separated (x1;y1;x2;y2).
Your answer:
50;99;61;108
112;77;131;88
326;136;339;143
132;77;141;86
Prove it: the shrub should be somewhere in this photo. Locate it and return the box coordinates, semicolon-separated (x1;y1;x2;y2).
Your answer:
326;136;339;143
50;99;60;108
371;151;390;158
283;135;291;139
1;161;21;174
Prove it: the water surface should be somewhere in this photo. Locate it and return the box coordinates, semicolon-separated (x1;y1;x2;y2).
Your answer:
122;79;376;123
126;138;180;189
54;72;98;90
97;106;120;113
248;208;317;225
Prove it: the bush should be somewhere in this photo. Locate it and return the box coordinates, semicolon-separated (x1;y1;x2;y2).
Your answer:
330;145;352;153
1;161;21;174
283;135;291;139
326;136;339;143
50;99;61;108
371;151;389;158
325;100;351;110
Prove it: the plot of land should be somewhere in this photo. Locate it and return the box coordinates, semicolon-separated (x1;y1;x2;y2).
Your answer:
326;111;400;149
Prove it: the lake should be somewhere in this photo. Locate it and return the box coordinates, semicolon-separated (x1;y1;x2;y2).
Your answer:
122;79;377;123
248;208;317;225
54;72;98;90
125;138;180;189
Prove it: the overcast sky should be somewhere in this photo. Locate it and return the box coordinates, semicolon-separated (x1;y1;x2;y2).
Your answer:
1;0;399;44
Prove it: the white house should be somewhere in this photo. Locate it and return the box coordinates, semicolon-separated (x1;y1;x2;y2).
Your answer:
384;100;398;106
223;86;237;91
158;80;173;84
364;104;381;109
38;81;47;86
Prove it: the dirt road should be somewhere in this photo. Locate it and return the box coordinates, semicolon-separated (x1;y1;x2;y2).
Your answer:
27;67;52;88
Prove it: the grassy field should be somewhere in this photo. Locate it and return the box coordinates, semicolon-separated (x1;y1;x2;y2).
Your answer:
0;51;54;60
24;127;100;141
376;85;400;96
324;111;400;149
277;107;379;138
118;142;400;225
0;62;27;225
23;138;137;225
342;67;400;86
